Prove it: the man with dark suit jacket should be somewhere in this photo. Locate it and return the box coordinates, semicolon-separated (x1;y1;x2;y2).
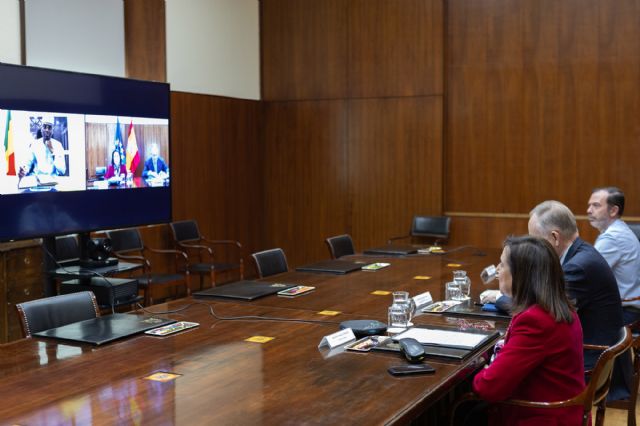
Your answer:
142;143;169;178
495;200;630;400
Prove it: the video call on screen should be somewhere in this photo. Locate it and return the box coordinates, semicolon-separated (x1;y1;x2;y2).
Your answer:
0;109;170;195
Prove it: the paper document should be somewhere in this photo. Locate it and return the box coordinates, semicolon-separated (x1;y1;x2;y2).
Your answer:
393;327;487;349
422;300;462;313
37;174;58;186
18;174;58;189
18;175;38;189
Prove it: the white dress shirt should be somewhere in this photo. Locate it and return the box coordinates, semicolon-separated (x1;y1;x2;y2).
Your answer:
24;138;66;176
595;219;640;309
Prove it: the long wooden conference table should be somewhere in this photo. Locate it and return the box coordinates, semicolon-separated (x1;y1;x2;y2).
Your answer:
0;247;506;425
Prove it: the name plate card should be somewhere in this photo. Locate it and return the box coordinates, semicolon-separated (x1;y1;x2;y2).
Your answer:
318;328;356;349
412;291;433;310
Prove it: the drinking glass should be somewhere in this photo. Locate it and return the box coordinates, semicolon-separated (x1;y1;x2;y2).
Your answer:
480;265;497;284
445;281;463;301
388;305;410;328
453;270;471;300
392;291;416;323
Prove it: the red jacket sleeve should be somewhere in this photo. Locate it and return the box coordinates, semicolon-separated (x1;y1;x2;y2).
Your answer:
472;309;550;402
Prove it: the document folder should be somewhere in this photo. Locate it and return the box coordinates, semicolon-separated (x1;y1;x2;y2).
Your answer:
33;313;176;345
193;280;295;301
363;245;419;256
296;260;363;274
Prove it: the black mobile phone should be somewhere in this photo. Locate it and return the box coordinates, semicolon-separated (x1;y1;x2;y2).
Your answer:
387;364;436;376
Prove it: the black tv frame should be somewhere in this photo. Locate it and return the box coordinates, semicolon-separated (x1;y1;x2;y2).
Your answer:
0;63;172;289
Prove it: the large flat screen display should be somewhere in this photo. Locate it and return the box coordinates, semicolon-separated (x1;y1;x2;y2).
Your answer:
0;63;171;242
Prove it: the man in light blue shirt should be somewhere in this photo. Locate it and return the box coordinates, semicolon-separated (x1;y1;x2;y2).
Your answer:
588;186;640;324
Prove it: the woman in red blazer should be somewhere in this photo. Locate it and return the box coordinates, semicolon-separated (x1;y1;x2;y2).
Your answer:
472;236;586;426
104;149;127;180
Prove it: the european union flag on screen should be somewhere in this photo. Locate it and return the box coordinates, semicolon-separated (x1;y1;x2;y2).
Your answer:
113;118;126;167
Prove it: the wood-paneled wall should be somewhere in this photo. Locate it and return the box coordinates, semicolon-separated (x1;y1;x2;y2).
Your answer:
348;0;444;98
262;101;349;265
261;0;445;267
124;0;166;82
446;0;640;222
260;0;348;100
348;98;443;250
171;92;263;272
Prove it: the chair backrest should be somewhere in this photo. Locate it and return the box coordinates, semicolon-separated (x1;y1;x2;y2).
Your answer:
252;248;289;278
54;235;81;263
586;326;633;409
411;216;451;240
106;228;144;253
170;220;201;243
325;234;355;259
15;291;100;338
626;222;640;242
500;326;632;426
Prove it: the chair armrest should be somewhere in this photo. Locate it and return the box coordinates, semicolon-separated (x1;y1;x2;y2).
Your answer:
584;344;608;351
202;238;243;250
177;242;213;256
500;397;575;409
202;239;243;264
387;235;410;244
145;246;189;262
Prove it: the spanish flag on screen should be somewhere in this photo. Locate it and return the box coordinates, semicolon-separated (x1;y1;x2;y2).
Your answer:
3;110;16;175
126;120;140;173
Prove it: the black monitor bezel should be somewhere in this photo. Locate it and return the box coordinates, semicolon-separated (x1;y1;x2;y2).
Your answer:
0;62;172;242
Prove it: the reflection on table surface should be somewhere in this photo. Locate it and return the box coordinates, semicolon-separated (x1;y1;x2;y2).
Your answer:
0;247;506;425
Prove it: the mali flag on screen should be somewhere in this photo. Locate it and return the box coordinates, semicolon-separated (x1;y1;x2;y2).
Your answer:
126;121;140;173
3;110;16;175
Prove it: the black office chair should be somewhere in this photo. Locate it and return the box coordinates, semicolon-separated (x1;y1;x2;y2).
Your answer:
626;223;640;242
46;235;82;293
251;248;289;278
54;235;81;265
388;215;451;244
15;291;100;338
325;234;356;259
107;227;190;306
170;220;243;288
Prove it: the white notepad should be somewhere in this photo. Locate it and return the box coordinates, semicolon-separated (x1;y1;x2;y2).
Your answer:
393;327;487;349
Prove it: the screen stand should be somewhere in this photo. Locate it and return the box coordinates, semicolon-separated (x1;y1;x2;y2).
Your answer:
42;236;58;297
78;232;92;268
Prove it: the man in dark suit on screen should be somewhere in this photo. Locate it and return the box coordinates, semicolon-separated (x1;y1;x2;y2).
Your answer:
494;200;630;399
142;143;169;179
